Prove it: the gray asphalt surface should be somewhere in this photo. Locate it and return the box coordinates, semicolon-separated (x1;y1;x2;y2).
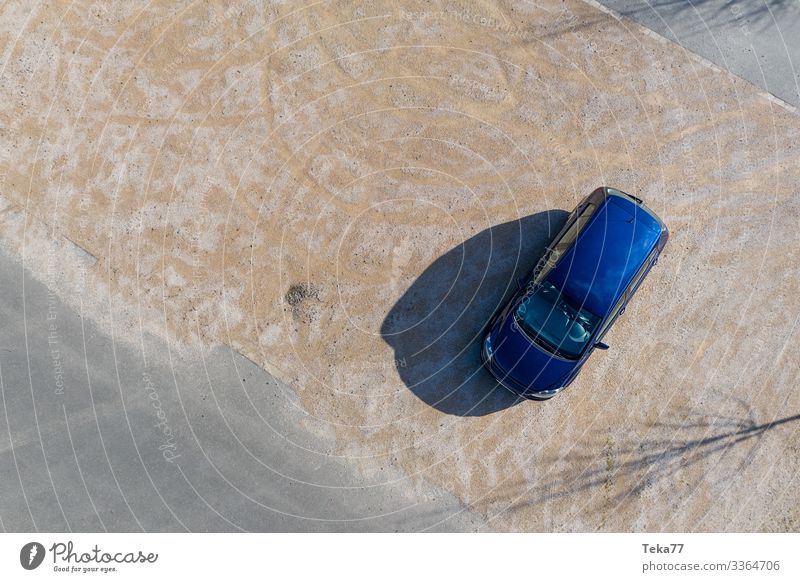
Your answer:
598;0;800;108
0;248;481;531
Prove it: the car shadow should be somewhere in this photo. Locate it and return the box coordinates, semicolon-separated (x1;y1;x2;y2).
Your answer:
380;210;569;416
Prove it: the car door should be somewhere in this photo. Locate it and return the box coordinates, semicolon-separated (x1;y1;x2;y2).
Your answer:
624;247;659;304
593;248;658;345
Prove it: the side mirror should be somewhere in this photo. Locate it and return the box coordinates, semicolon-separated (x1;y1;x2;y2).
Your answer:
595;342;609;350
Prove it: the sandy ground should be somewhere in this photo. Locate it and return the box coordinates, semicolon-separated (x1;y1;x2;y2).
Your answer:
1;0;799;531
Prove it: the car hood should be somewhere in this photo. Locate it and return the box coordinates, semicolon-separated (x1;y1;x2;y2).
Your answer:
489;305;577;393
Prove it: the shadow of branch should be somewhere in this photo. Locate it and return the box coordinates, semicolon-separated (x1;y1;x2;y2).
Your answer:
610;0;798;36
505;399;799;513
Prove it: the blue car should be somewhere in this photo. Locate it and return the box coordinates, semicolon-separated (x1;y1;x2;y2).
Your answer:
481;187;668;400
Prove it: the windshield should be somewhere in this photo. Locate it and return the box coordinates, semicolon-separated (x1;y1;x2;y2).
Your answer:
514;281;601;359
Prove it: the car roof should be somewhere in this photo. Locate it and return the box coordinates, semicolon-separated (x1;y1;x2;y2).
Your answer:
545;191;663;317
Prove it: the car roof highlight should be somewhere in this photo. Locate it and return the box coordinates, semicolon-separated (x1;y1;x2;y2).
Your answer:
546;192;662;317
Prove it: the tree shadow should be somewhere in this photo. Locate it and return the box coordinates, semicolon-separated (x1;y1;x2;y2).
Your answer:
538;0;797;41
608;0;798;37
380;210;569;416
503;395;800;517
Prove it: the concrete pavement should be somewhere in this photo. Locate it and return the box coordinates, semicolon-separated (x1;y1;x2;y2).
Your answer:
598;0;800;108
2;0;799;532
0;248;481;531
